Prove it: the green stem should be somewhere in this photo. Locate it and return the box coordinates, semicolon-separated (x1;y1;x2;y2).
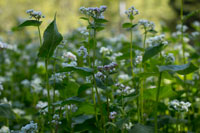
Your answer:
155;72;162;133
130;20;138;122
45;59;51;120
176;113;180;133
37;26;42;46
92;28;104;129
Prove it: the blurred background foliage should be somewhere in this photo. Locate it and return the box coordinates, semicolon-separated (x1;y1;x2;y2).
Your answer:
0;0;199;41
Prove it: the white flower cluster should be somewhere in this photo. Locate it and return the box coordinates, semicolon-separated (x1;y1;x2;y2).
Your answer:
191;31;200;37
50;73;66;82
0;41;16;50
164;53;175;65
168;99;191;112
62;52;77;61
123;122;133;130
138;19;155;31
21;121;38;133
135;55;143;64
115;83;135;96
0;126;10;133
26;9;45;20
193;21;200;27
36;101;48;115
78;46;88;63
97;62;117;73
125;6;139;19
176;24;188;32
62;52;77;67
79;6;107;19
172;24;188;37
99;47;112;55
95;72;106;80
63;104;78;116
110;52;123;61
118;74;130;81
50;114;62;125
147;34;168;47
109;111;117;119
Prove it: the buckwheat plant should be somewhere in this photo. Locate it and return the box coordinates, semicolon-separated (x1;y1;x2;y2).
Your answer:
21;121;38;133
80;6;108;129
123;5;139;122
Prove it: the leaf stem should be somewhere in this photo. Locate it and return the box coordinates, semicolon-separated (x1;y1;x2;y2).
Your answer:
155;72;162;133
37;26;42;46
45;59;51;121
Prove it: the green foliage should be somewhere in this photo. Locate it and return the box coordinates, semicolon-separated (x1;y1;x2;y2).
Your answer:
38;15;63;58
18;20;42;28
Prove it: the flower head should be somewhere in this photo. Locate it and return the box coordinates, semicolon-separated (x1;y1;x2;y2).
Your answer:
21;121;38;133
164;53;175;65
109;111;117;119
147;34;168;47
26;9;45;20
138;19;155;31
79;6;107;19
168;99;191;112
125;6;139;20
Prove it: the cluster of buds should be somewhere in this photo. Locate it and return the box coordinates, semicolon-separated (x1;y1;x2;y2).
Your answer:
50;72;66;82
135;55;143;64
138;19;155;31
78;46;88;59
164;53;175;65
115;83;135;96
146;34;168;47
79;6;107;19
125;6;139;20
26;9;45;20
109;111;117;119
97;62;117;73
95;72;106;81
50;114;62;125
172;24;188;37
168;99;191;112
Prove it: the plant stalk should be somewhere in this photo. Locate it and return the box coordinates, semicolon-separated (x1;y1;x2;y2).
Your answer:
155;72;162;133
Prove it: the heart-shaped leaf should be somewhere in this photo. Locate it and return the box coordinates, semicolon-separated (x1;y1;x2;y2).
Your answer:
38;14;63;58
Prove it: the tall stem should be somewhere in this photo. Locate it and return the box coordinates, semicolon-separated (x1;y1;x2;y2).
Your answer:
155;72;162;133
37;26;42;46
45;59;51;120
92;28;104;129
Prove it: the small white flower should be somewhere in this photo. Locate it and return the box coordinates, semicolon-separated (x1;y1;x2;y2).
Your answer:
100;47;112;55
164;53;175;65
147;34;168;47
62;52;77;61
138;19;155;31
168;99;191;112
135;55;142;64
125;6;139;19
193;21;200;27
124;122;133;130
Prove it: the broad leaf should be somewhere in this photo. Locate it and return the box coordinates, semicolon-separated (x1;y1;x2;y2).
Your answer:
143;43;164;62
38;14;63;58
122;23;132;28
158;62;198;75
60;66;93;76
18;20;42;27
52;96;84;106
78;83;92;96
0;104;15;119
129;124;154;133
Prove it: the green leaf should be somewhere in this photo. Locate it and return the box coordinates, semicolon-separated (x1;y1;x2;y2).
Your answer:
95;18;109;23
38;14;63;58
95;78;107;89
144;86;176;100
52;96;84;106
143;43;164;62
78;83;92;96
158;62;198;75
80;17;89;21
75;103;97;115
72;115;93;125
18;20;42;27
129;124;154;133
0;104;15;119
60;66;93;76
122;23;132;28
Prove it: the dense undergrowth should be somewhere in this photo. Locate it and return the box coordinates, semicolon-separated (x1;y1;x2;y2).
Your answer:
0;3;200;133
